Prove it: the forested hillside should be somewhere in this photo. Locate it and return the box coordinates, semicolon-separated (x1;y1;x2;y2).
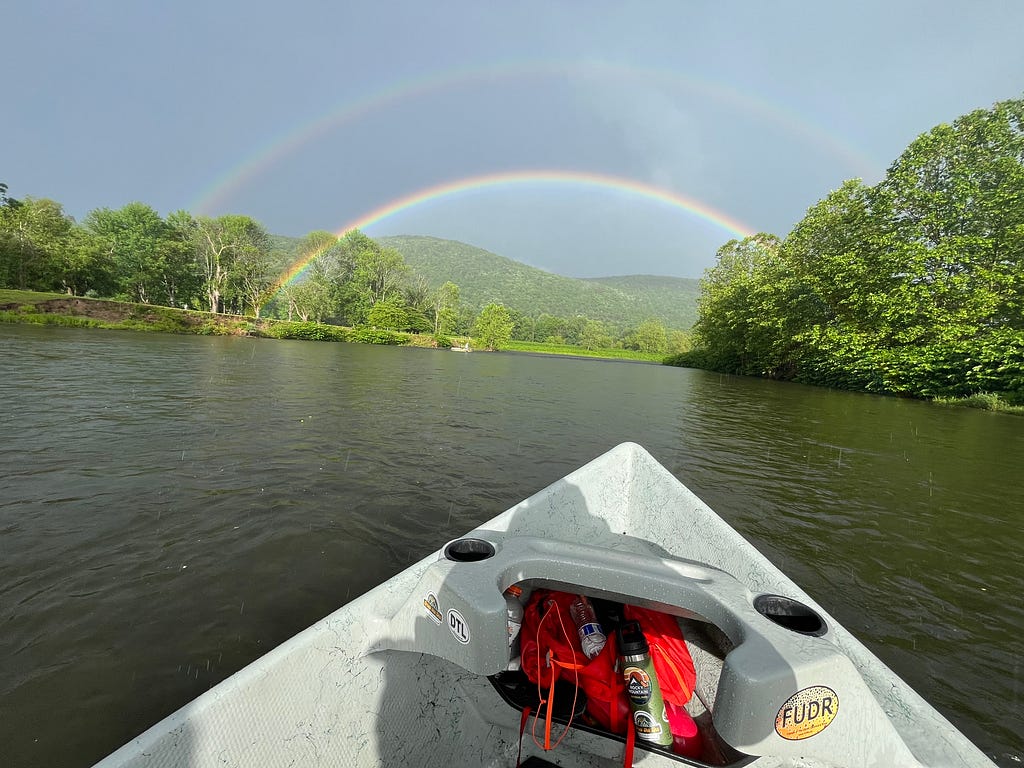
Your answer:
377;235;699;330
671;96;1024;404
583;274;700;329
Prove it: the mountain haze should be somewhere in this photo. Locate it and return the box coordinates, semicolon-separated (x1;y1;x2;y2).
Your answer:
377;235;699;330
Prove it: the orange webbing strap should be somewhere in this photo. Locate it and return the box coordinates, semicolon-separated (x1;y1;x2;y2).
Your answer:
530;600;580;752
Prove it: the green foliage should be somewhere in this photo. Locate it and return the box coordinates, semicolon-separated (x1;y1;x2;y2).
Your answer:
472;303;514;350
624;318;669;354
932;392;1024;413
348;327;406;345
677;96;1024;402
0;310;102;328
85;202;176;305
366;295;409;330
267;321;349;341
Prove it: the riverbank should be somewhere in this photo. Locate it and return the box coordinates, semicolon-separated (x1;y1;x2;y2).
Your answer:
0;290;661;363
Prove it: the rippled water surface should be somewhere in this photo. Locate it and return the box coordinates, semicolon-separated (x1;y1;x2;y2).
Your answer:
1;325;1020;766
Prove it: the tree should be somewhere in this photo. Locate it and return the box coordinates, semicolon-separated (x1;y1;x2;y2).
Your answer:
432;281;460;335
85;202;173;304
472;303;514;350
189;214;268;314
680;97;1024;399
626;318;668;354
690;234;784;372
366;295;409;330
0;196;76;291
353;243;408;310
226;221;273;317
579;319;611;350
162;210;203;308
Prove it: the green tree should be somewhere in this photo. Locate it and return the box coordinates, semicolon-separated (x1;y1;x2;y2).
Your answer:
85;202;174;304
579;318;611;350
472;303;514;350
189;214;268;314
226;221;273;317
0;197;77;291
626;318;668;354
431;281;460;336
162;210;203;308
366;295;409;330
279;230;349;321
689;234;784;372
680;97;1024;400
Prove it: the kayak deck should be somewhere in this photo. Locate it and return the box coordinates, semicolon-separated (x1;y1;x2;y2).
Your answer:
93;443;996;768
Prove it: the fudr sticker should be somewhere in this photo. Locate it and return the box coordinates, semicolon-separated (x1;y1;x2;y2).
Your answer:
775;686;838;740
447;608;471;644
423;592;442;625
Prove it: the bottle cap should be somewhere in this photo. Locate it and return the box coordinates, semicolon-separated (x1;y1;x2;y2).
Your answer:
617;620;648;655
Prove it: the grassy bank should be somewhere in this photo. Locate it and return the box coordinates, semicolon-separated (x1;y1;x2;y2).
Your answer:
502;339;665;363
0;290;661;361
0;290;414;344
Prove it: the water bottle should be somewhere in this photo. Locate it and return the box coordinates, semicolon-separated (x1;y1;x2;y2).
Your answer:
618;620;673;746
568;595;607;659
504;585;524;649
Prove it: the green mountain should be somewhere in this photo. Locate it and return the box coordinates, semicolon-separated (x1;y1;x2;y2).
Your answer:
377;235;700;330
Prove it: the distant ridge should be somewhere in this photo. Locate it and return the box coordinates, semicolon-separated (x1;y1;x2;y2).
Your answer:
377;235;699;330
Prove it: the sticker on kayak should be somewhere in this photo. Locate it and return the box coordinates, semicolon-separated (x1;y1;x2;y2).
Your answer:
447;608;471;644
423;592;442;625
775;686;838;740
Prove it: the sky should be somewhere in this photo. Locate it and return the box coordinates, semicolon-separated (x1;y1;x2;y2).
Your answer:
4;1;1023;279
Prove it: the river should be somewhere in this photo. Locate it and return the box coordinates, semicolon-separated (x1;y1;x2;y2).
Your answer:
0;324;1020;767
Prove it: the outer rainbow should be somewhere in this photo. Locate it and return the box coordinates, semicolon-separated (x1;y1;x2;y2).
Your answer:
273;169;755;292
192;60;878;217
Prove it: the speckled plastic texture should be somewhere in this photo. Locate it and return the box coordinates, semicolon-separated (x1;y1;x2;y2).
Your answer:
93;442;996;768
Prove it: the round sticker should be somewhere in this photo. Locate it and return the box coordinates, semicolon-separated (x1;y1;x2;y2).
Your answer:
447;608;470;644
775;686;838;740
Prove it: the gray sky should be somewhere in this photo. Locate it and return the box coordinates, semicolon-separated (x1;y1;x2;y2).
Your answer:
4;1;1022;278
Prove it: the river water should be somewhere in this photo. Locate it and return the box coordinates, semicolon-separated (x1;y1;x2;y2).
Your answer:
0;324;1020;767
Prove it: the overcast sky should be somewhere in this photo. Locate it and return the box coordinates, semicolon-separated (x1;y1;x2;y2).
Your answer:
5;1;1023;278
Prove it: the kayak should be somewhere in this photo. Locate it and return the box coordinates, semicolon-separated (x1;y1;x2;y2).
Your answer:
93;442;996;767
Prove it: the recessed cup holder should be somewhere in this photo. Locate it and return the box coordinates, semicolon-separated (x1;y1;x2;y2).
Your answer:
443;538;496;562
754;594;827;637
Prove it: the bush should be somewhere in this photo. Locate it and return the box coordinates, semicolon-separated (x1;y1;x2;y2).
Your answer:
267;321;348;341
349;327;406;345
197;321;233;336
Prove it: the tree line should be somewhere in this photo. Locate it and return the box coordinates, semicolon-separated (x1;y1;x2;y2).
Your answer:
0;189;688;353
670;97;1024;401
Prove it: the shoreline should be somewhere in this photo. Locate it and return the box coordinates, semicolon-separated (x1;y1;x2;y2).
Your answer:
0;290;661;364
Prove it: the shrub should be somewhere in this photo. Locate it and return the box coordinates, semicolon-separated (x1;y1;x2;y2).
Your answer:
349;327;406;345
269;321;349;341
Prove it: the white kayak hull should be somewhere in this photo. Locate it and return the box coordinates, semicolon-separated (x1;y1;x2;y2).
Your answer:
94;443;995;768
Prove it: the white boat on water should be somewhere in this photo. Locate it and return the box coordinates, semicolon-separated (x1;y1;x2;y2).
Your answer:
94;443;996;768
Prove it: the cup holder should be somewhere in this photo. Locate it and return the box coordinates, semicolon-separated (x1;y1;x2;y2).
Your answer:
754;594;827;637
443;538;496;562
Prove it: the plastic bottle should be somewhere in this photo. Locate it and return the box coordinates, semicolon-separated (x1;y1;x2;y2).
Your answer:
618;620;673;747
504;585;524;649
568;595;607;659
